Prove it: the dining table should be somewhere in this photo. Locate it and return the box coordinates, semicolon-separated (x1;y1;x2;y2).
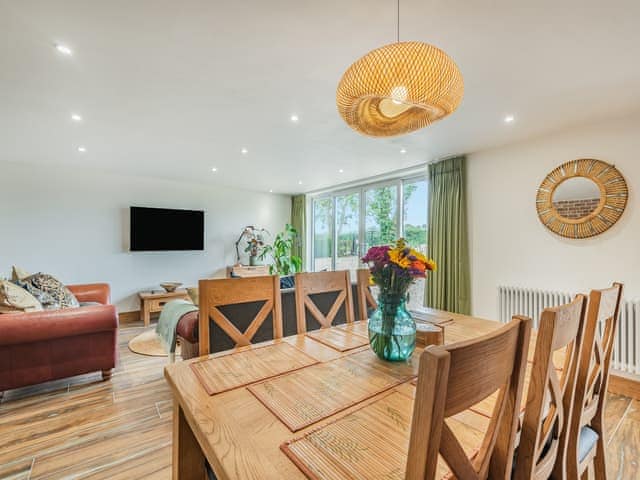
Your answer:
164;309;559;480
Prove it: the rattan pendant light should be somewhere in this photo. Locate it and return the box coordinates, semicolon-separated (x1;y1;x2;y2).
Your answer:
336;1;463;137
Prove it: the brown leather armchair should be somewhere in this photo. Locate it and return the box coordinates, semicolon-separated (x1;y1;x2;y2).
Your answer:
0;283;118;397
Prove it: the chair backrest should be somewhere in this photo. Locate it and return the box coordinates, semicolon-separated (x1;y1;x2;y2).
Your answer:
406;316;532;480
356;269;377;321
198;276;282;356
294;271;354;333
514;294;587;480
564;283;623;477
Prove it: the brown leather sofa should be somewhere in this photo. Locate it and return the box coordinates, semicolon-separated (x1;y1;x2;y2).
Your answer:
0;283;118;397
177;285;365;359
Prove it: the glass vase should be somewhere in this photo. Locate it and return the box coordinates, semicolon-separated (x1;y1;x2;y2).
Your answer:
368;293;416;361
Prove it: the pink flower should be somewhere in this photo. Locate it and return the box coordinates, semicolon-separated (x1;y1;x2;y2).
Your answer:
362;245;391;266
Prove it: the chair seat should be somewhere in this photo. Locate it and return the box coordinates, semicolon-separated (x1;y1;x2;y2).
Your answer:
578;426;599;463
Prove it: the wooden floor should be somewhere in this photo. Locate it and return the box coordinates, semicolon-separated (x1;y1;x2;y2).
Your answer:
1;322;639;479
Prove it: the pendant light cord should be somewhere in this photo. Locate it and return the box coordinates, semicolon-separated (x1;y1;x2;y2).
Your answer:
396;0;400;43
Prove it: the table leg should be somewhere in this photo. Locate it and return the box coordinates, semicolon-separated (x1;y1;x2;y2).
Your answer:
172;400;206;480
142;302;150;327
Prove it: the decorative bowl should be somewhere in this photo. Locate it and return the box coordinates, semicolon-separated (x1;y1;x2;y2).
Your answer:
160;282;182;293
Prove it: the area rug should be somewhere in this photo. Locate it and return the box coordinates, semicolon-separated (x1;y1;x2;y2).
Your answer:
128;329;181;357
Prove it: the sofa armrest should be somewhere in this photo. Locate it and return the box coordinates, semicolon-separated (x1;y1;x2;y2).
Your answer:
0;305;118;346
176;310;199;343
67;283;111;305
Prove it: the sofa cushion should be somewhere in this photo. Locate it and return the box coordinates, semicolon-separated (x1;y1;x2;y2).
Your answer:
21;273;79;309
0;280;42;313
79;301;103;307
11;265;30;282
578;425;599;463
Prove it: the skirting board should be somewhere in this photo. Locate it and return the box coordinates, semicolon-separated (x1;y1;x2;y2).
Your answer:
609;373;640;400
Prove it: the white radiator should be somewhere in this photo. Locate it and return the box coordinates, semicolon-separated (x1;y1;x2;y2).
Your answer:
498;285;640;376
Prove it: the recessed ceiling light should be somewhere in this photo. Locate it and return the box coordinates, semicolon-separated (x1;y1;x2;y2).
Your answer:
71;113;82;122
290;114;299;123
400;148;407;154
55;44;73;56
298;180;303;185
240;148;248;155
269;189;273;193
211;167;218;172
339;168;344;173
504;114;515;123
77;146;86;153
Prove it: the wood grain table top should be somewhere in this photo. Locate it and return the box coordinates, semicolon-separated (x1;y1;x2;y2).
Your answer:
164;310;536;479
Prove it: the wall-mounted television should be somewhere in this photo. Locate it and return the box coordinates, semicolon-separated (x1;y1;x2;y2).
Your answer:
130;206;204;251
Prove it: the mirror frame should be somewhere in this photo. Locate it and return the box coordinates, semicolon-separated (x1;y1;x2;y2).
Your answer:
536;158;628;239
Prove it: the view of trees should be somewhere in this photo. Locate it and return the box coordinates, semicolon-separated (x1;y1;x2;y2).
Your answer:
365;186;397;248
313;179;427;268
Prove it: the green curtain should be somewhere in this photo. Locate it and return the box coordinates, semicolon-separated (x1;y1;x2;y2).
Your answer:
291;194;306;270
425;156;471;314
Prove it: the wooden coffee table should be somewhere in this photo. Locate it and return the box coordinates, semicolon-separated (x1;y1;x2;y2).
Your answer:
138;289;191;326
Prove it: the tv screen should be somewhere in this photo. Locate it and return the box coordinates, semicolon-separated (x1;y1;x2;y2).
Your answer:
130;207;204;251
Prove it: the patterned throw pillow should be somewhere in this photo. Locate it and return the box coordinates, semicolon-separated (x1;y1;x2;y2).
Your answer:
20;273;79;309
0;280;43;313
13;279;60;310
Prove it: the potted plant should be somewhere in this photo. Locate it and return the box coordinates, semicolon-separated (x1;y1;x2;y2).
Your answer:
362;238;436;361
242;229;267;266
259;224;302;287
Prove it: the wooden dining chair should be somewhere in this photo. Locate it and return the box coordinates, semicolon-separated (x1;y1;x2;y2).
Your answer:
562;283;623;480
406;316;532;479
356;268;377;321
514;294;588;480
198;276;282;356
294;270;354;333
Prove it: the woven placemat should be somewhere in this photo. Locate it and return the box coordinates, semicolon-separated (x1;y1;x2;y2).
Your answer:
409;307;454;326
248;349;418;431
306;327;369;352
191;342;319;395
335;320;369;337
282;391;408;479
282;391;485;480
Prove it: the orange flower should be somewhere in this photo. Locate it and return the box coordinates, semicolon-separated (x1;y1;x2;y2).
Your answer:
411;261;426;273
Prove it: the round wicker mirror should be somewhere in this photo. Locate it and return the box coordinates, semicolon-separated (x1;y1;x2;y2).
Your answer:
536;159;628;239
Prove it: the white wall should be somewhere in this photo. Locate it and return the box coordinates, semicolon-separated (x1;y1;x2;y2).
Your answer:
0;162;291;312
468;113;640;320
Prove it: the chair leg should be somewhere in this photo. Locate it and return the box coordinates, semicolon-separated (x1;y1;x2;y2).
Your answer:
101;369;113;381
582;461;595;480
593;438;608;480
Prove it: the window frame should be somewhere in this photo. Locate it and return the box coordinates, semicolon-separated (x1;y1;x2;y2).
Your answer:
309;173;428;272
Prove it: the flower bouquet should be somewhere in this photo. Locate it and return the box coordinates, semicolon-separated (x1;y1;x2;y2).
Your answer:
362;239;436;361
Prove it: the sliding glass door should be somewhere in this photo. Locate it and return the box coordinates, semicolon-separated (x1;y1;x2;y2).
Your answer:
312;197;333;272
402;178;428;306
402;178;428;254
311;175;428;287
365;184;398;251
335;192;360;274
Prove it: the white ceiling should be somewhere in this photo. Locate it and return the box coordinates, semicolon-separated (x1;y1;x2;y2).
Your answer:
2;0;640;194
